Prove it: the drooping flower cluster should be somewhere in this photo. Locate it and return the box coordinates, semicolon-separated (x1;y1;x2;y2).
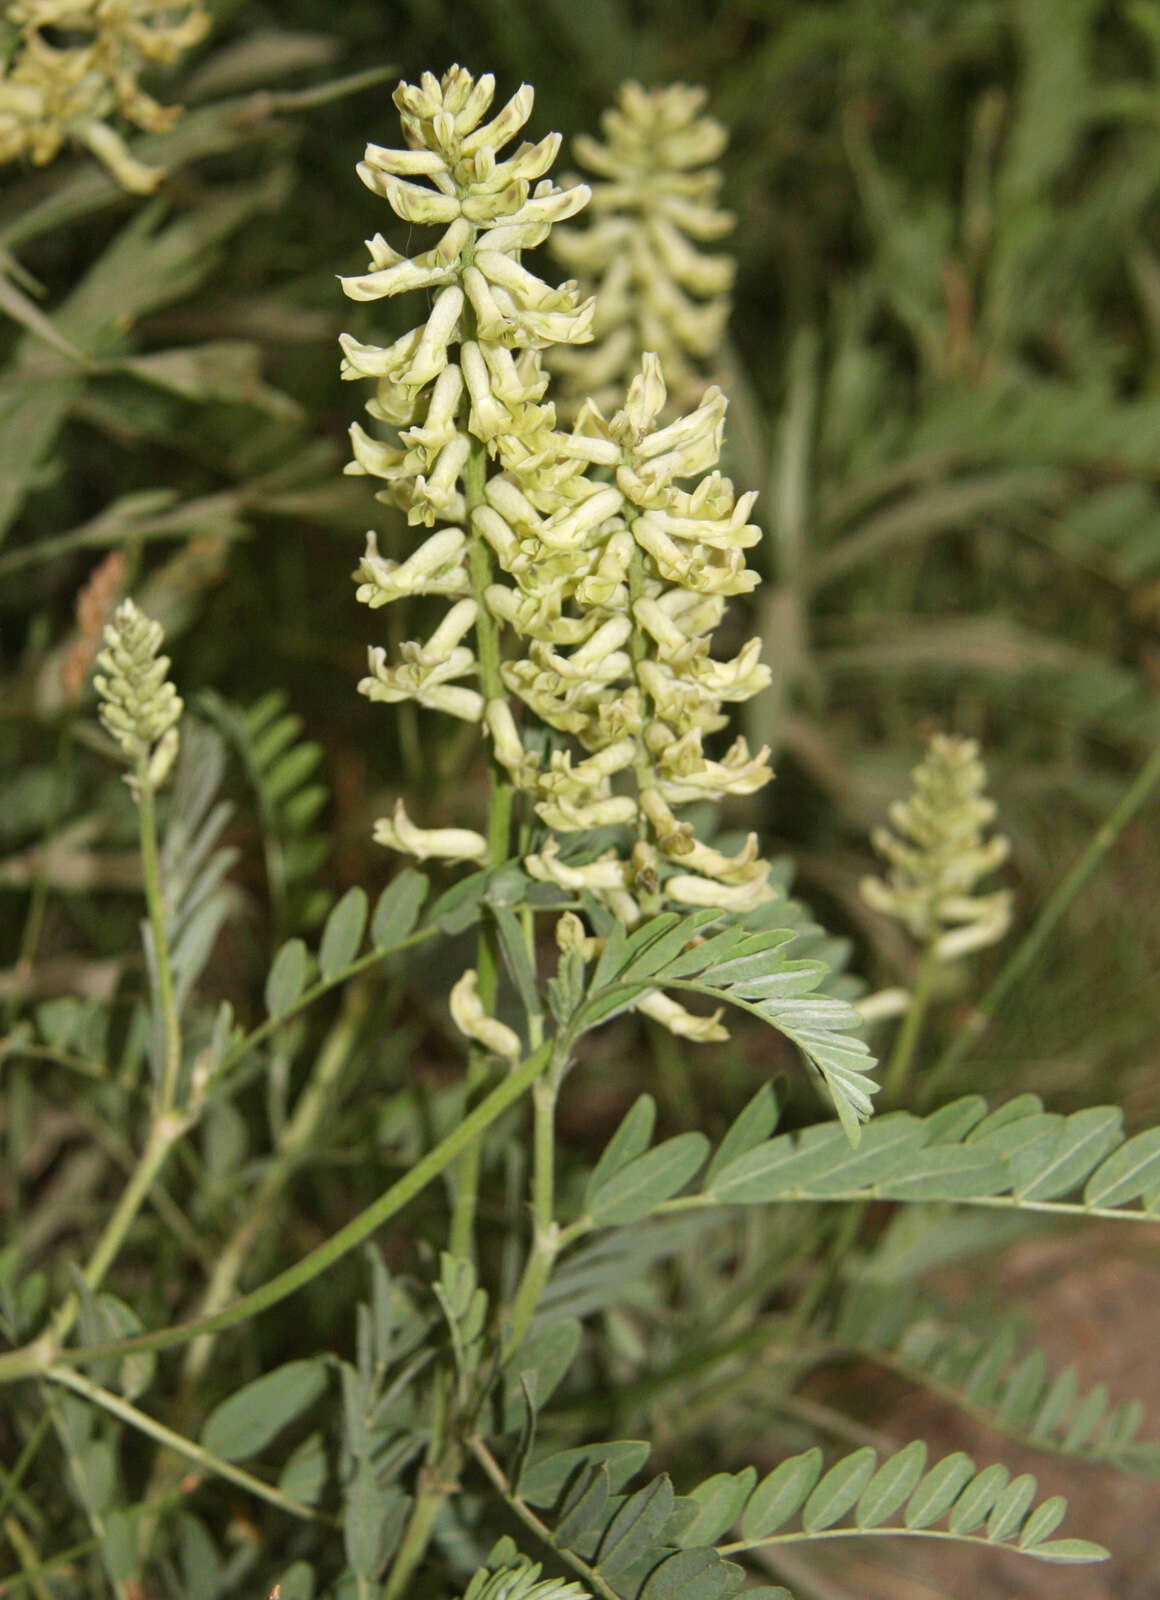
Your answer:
0;0;209;191
549;81;735;414
93;598;183;789
861;734;1012;960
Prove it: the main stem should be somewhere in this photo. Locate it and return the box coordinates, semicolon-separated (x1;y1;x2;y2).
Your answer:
136;768;181;1114
449;434;514;1262
881;942;940;1108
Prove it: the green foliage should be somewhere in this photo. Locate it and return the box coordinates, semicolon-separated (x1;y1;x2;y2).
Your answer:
3;13;1160;1600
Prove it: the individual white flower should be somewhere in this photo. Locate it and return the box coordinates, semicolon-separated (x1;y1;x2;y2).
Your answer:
450;969;522;1063
372;800;488;863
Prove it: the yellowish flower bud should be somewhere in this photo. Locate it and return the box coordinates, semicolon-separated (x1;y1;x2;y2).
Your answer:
450;969;522;1063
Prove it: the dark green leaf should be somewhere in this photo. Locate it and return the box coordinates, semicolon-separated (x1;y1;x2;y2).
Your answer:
589;1134;710;1226
596;1476;674;1579
319;888;368;980
520;1442;651;1507
201;1359;328;1461
371;870;429;949
638;1549;745;1600
265;939;310;1018
741;1450;823;1540
801;1448;877;1532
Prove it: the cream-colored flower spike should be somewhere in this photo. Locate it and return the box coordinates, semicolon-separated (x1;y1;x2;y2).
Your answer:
550;81;735;414
340;66;599;862
861;734;1013;960
0;0;209;191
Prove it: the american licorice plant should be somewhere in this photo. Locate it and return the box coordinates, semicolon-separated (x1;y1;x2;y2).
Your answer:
3;60;1160;1600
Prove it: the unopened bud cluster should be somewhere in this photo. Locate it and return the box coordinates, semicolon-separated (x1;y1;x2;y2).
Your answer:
550;81;734;414
93;599;182;788
861;734;1012;960
0;0;209;191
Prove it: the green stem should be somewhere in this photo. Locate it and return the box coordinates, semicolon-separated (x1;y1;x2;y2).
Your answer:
44;1366;323;1522
882;942;940;1108
136;769;181;1114
47;1110;189;1353
0;1041;554;1384
381;1447;462;1600
449;435;514;1263
920;740;1160;1108
503;1072;559;1361
469;1439;625;1600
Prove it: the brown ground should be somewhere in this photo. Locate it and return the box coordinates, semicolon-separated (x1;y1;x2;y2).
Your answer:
779;1226;1160;1600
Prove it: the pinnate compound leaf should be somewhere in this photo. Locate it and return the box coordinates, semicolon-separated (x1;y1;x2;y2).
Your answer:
730;1444;1098;1562
693;1095;1160;1218
589;1134;710;1226
836;1281;1159;1476
581;919;878;1140
319;887;367;980
201;1359;328;1461
265;938;310;1018
371;869;429;949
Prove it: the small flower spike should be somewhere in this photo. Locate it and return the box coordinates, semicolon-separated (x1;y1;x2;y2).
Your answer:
92;599;183;789
551;81;735;413
861;734;1013;959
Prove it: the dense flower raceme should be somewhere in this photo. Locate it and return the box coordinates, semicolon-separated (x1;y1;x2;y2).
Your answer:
861;734;1012;960
92;598;183;789
342;69;772;1043
0;0;209;191
549;81;735;414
